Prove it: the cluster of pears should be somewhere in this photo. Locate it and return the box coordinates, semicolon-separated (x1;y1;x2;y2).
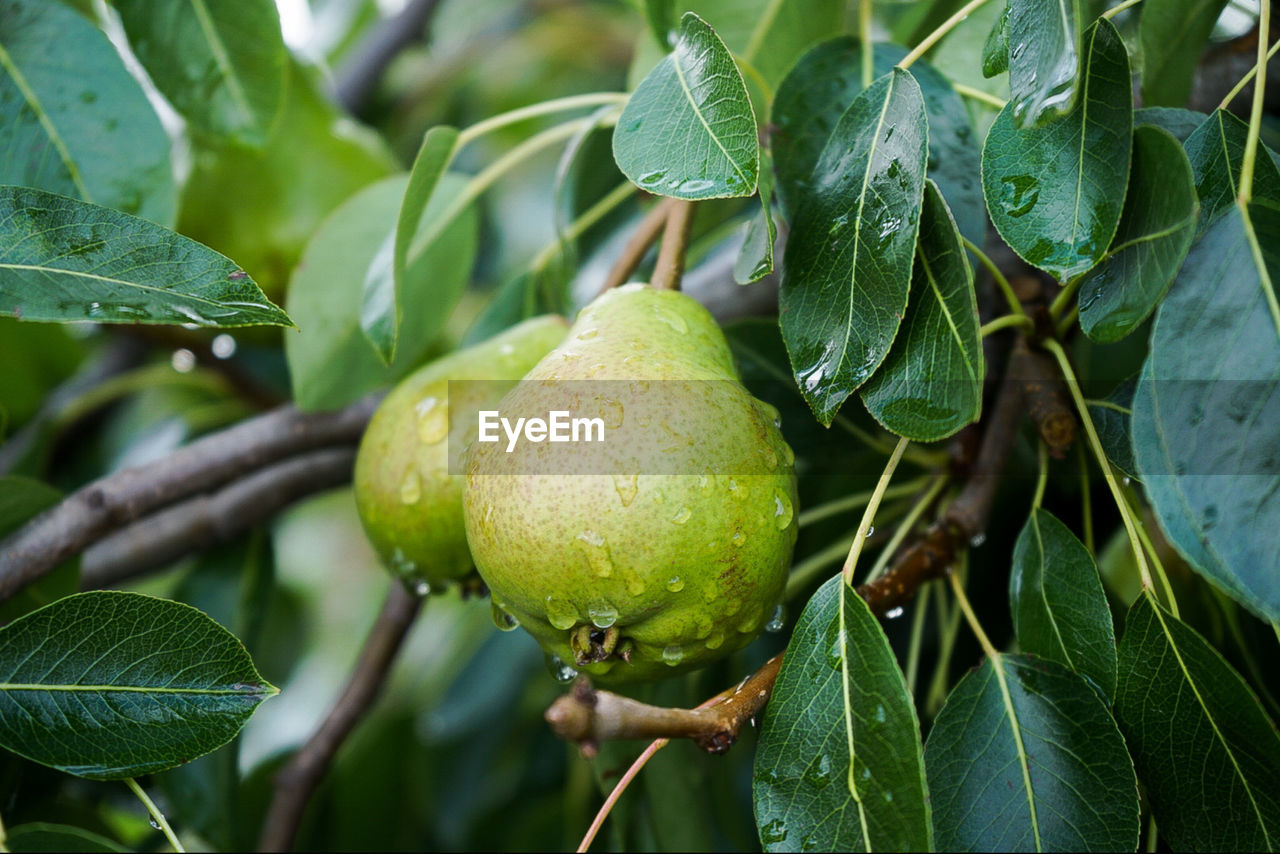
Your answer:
354;284;797;683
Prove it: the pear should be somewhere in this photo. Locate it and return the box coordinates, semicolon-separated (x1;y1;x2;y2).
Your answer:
464;284;797;682
354;315;568;589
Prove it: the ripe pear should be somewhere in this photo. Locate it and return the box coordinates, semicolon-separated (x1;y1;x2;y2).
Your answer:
464;284;798;682
354;316;568;589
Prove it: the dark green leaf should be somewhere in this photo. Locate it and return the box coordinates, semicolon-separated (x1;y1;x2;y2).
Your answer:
1134;106;1207;143
779;68;928;425
1115;592;1280;850
1087;373;1137;476
982;5;1009;77
362;125;460;364
1078;125;1198;342
1185;109;1280;237
287;173;476;410
0;476;77;624
613;13;758;200
1131;203;1280;620
734;154;776;284
0;591;275;780
925;653;1140;852
1139;0;1229;108
862;181;983;441
6;822;128;853
1010;508;1117;698
1006;0;1081;127
982;18;1132;280
754;575;931;852
771;39;985;248
0;186;291;328
0;0;175;225
114;0;286;147
643;0;676;50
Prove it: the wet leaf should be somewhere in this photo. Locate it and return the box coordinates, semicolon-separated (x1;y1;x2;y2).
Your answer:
981;5;1010;77
1006;0;1080;127
734;154;776;284
1184;109;1280;237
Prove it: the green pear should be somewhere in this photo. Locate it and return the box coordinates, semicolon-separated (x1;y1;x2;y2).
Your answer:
464;284;797;682
354;316;568;589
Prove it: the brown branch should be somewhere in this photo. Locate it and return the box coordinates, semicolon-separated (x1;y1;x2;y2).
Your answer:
650;200;697;291
331;0;445;115
597;198;677;294
1012;338;1075;458
257;582;424;852
80;448;356;590
0;395;380;604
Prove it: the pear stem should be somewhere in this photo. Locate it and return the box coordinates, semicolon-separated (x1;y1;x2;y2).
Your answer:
597;198;679;294
651;200;698;291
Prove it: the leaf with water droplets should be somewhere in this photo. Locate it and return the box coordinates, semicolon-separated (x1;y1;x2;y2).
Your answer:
0;0;176;225
925;652;1139;852
613;13;758;200
1077;125;1198;342
0;591;276;780
734;152;776;284
779;67;928;425
1130;202;1280;620
1139;0;1230;108
1184;109;1280;238
982;18;1131;280
862;181;983;441
1005;0;1081;127
0;186;291;328
754;575;931;852
981;4;1010;77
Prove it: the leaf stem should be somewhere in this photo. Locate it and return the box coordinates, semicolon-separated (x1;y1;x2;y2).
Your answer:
948;569;998;658
1048;275;1082;319
1100;0;1143;19
1218;39;1280;110
1123;484;1181;618
125;777;184;853
904;583;931;695
981;313;1035;337
529;181;635;273
1238;0;1271;205
650;201;697;290
898;0;994;70
455;92;629;148
863;476;949;583
842;437;911;585
797;477;931;528
1033;440;1049;509
1040;339;1155;591
962;235;1026;317
951;82;1008;109
786;500;911;600
860;0;875;88
1076;442;1094;553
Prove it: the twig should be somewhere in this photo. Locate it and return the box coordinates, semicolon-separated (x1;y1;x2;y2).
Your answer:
80;448;356;589
257;583;424;852
650;201;697;291
125;777;184;853
597;198;677;294
331;0;444;115
0;396;380;603
1011;337;1075;458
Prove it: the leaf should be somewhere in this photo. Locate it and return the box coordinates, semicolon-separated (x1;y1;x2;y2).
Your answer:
982;18;1132;281
1077;125;1198;342
982;4;1010;77
754;575;931;852
1139;0;1230;108
613;12;758;200
0;0;175;225
734;154;776;284
287;173;476;410
1010;508;1117;699
0;476;78;624
771;39;986;249
0;186;291;328
6;822;128;853
1134;106;1207;143
1185;109;1280;237
0;591;276;780
1131;203;1280;620
643;0;676;50
1114;592;1280;850
779;68;928;425
114;0;284;148
1005;0;1081;127
1087;373;1137;477
861;181;983;441
361;125;460;364
924;653;1140;852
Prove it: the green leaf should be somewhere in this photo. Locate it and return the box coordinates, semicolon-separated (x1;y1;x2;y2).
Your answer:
1134;106;1207;143
1185;110;1280;237
1114;592;1280;850
925;653;1140;852
1010;508;1117;698
779;68;928;425
287;173;477;410
0;186;291;328
0;591;276;780
982;5;1010;77
771;39;986;249
1078;125;1198;342
6;822;128;853
754;575;931;852
734;154;776;284
982;18;1131;280
0;476;78;624
861;181;982;441
643;0;676;50
114;0;286;147
361;125;460;364
1005;0;1080;127
1139;0;1229;108
0;0;175;225
1131;203;1280;620
613;12;758;200
1087;373;1137;477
